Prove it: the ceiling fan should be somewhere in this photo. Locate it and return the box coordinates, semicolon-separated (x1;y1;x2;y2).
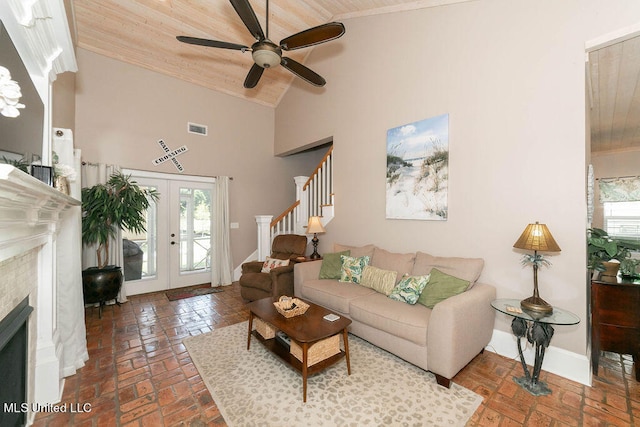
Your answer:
176;0;345;89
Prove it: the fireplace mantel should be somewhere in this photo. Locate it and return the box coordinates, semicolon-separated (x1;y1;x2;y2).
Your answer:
0;164;85;408
0;164;80;263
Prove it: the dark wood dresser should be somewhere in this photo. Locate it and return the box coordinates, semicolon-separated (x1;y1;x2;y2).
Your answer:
591;279;640;381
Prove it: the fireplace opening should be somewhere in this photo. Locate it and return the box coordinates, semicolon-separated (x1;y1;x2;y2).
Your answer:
0;297;33;427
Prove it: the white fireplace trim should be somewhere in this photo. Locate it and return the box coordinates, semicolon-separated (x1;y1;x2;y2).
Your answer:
0;165;85;408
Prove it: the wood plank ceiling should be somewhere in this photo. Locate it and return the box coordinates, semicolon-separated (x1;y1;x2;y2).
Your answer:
72;0;468;107
589;35;640;154
72;0;639;145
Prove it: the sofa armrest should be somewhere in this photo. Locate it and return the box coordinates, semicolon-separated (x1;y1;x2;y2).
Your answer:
427;282;496;380
293;261;323;297
268;264;296;299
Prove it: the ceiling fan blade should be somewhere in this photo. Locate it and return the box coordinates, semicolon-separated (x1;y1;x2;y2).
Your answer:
281;57;326;87
176;36;249;51
280;22;345;51
244;63;265;88
229;0;265;40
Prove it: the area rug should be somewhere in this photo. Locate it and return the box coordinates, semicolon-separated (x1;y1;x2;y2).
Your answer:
165;284;223;301
183;321;482;426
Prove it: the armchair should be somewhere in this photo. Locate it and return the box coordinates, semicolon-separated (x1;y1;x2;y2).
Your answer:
240;234;307;301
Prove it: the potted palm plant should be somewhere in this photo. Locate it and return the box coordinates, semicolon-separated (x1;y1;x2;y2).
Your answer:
82;171;159;314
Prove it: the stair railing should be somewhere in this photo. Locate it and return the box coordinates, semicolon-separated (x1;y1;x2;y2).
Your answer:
255;146;334;261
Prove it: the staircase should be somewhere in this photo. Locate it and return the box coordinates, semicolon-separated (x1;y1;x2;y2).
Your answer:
255;146;334;261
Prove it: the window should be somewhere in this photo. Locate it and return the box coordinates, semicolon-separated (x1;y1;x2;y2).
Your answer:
603;201;640;241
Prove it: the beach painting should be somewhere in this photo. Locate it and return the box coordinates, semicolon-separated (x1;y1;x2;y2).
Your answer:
386;114;449;220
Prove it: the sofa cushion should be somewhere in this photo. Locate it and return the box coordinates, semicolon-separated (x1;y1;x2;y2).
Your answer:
334;243;376;259
349;292;431;346
389;274;430;304
371;248;416;283
360;265;397;295
417;268;469;308
318;250;350;279
261;256;290;273
339;255;370;284
300;279;376;314
411;252;484;288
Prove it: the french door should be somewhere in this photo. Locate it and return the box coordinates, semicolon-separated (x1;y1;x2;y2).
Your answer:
122;170;215;296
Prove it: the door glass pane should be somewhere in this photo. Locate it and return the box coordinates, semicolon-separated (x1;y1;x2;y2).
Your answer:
123;185;158;280
179;187;211;273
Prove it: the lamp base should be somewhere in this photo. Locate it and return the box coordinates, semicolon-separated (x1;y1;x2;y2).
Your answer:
309;234;321;259
520;296;553;315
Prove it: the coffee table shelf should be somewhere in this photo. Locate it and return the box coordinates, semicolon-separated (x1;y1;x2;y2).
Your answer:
250;330;347;375
246;297;352;402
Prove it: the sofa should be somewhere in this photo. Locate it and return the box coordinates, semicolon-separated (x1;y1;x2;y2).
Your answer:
293;243;496;387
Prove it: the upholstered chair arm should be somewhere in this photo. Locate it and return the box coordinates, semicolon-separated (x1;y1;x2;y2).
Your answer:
269;264;296;299
242;261;264;274
427;283;496;382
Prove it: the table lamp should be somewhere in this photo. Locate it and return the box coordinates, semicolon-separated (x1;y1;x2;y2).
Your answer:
513;222;561;314
307;216;326;259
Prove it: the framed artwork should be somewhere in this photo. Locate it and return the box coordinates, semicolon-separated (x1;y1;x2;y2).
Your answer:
386;114;449;220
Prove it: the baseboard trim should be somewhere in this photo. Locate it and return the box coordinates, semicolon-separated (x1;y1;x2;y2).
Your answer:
486;329;592;387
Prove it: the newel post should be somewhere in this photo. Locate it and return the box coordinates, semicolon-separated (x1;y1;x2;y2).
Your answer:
255;215;273;261
294;176;309;234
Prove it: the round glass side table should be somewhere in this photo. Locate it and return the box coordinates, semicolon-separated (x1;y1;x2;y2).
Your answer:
491;298;580;396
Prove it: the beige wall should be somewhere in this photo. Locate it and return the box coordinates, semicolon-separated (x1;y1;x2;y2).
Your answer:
52;71;76;131
275;0;640;356
74;48;323;266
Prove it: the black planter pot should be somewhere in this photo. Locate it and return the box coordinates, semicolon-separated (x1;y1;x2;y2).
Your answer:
82;266;123;318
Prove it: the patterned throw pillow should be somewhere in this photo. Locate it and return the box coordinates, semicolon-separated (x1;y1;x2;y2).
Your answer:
360;265;398;295
389;274;430;304
417;268;469;308
339;255;370;284
261;257;290;273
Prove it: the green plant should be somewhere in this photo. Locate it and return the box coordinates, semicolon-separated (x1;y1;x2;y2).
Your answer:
1;156;29;173
82;172;159;268
587;228;640;272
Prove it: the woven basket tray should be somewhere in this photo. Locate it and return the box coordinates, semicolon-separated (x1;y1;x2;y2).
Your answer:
273;296;309;318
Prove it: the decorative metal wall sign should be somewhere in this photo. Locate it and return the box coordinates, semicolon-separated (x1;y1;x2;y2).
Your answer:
386;114;449;220
152;139;188;173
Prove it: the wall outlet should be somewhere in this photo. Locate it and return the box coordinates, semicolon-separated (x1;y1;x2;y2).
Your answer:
230;222;239;229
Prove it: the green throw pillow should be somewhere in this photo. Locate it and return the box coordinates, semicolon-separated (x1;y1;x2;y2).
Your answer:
388;274;430;304
339;255;370;284
417;268;470;308
360;265;398;295
318;250;351;279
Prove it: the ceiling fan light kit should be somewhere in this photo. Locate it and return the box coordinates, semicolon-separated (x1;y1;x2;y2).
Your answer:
176;0;345;89
252;41;281;68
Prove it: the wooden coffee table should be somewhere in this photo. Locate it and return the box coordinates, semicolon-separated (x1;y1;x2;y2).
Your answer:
246;297;352;402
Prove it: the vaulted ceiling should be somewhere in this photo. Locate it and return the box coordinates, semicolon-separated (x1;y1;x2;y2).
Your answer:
72;0;469;107
71;0;640;151
589;35;640;154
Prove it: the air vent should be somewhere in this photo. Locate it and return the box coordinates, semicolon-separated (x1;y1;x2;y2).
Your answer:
188;122;208;136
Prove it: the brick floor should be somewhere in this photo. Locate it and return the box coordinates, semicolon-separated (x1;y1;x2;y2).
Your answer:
32;282;638;426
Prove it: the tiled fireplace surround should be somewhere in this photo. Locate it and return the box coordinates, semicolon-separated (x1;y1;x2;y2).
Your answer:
0;165;86;424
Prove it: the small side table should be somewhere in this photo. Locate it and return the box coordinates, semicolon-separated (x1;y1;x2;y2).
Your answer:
294;256;322;262
491;298;580;396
